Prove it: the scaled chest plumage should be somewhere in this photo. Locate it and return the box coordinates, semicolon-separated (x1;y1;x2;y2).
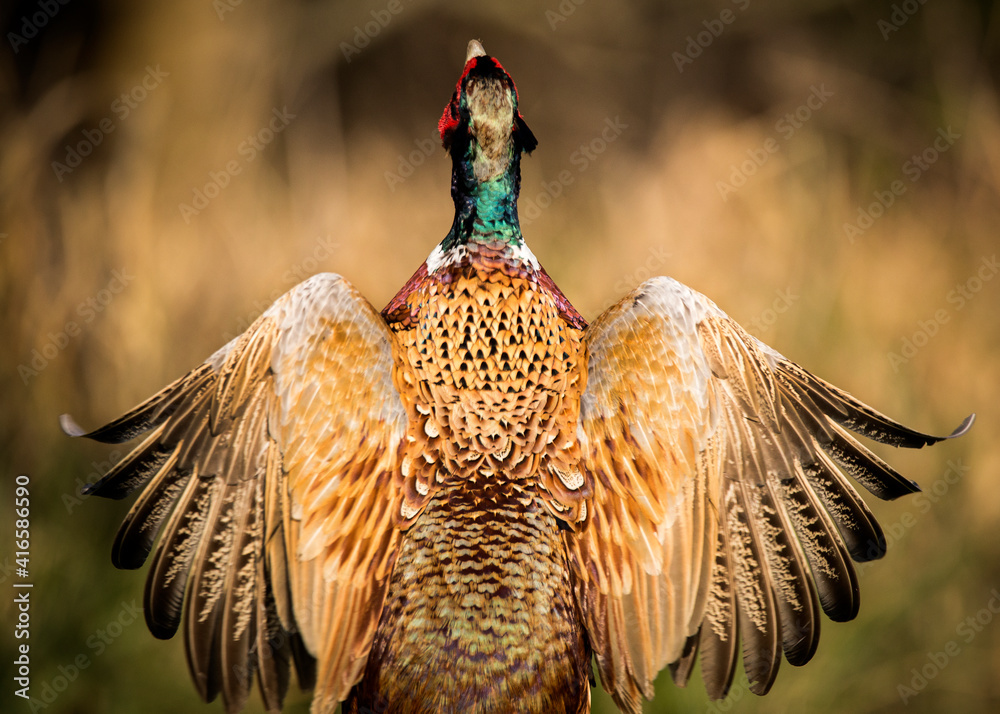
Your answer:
353;244;591;713
385;243;587;484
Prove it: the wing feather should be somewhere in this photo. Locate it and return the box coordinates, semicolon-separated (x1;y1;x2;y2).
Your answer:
571;276;972;706
697;529;739;699
65;273;415;713
724;477;781;694
143;466;211;639
110;446;183;569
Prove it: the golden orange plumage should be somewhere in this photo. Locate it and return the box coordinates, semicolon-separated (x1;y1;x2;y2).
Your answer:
64;40;973;714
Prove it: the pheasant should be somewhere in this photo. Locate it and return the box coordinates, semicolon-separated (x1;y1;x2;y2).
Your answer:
64;40;973;714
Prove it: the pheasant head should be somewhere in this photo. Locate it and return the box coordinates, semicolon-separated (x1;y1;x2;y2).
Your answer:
439;40;537;182
436;40;538;255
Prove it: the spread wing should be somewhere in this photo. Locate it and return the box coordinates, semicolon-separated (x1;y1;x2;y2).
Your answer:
567;276;973;713
63;273;421;714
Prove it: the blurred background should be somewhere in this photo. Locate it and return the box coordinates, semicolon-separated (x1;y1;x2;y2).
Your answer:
2;0;998;712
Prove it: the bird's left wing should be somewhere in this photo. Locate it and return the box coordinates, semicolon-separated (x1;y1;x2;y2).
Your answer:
63;273;424;713
567;276;972;713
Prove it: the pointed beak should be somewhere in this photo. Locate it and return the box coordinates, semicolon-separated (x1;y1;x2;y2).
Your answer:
467;39;486;62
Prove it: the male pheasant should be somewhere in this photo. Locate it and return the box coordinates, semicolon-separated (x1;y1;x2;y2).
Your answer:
64;40;973;714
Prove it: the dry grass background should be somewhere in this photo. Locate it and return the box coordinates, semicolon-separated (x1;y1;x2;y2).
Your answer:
1;1;999;712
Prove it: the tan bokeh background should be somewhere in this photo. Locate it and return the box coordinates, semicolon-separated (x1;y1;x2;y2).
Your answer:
2;1;998;712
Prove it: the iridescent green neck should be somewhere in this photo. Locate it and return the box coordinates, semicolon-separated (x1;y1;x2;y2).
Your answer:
441;136;524;252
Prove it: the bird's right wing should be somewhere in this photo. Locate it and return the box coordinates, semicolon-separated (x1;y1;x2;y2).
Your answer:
567;277;972;713
64;273;425;714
